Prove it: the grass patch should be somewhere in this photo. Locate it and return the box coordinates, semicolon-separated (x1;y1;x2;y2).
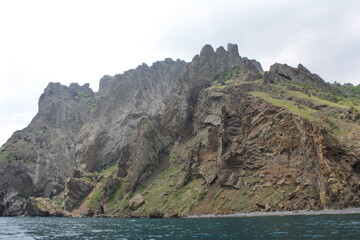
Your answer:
307;187;320;198
136;177;205;215
106;165;189;214
99;162;117;176
288;90;359;111
87;185;104;211
250;91;316;121
80;176;93;182
104;164;210;215
107;182;127;211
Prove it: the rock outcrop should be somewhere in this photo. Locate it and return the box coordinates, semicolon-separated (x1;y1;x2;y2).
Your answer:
75;59;187;172
1;43;359;217
0;82;95;203
180;85;360;211
63;177;94;211
264;63;341;94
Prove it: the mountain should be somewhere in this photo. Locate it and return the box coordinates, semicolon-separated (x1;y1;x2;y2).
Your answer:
1;44;359;217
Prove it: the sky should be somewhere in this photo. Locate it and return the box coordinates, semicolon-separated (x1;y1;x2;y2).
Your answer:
1;0;360;145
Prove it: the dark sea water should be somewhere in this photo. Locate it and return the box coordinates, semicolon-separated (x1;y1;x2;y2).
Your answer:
1;214;360;240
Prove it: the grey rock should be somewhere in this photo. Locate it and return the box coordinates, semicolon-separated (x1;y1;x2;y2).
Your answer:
75;59;187;172
227;43;240;57
0;203;4;216
203;114;221;126
264;63;340;94
3;195;27;216
63;177;94;211
0;82;95;203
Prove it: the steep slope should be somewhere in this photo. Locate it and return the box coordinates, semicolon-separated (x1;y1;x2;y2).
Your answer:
75;59;186;172
1;44;359;217
112;44;263;193
78;59;359;218
0;83;95;215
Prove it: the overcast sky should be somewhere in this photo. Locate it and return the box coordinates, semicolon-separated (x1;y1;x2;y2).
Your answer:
1;0;360;145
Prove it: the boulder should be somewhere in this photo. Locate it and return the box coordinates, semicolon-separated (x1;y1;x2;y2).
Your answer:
128;194;145;210
25;197;69;217
148;211;164;218
164;211;179;218
3;195;27;216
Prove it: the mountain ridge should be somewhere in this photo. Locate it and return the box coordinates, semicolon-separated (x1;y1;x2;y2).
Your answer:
1;43;359;217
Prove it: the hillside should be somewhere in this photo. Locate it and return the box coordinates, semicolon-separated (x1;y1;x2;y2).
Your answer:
1;44;360;217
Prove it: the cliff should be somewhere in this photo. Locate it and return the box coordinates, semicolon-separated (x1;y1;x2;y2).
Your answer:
1;44;359;217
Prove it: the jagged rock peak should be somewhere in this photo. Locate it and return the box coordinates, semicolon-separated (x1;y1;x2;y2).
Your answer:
98;58;187;95
136;63;149;70
297;63;311;73
39;82;94;104
266;63;340;93
200;43;240;58
215;46;226;55
227;43;240;57
46;82;91;90
200;44;215;58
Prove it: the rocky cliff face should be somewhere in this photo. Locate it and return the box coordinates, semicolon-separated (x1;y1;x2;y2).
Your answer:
0;83;94;203
75;58;186;172
1;44;359;217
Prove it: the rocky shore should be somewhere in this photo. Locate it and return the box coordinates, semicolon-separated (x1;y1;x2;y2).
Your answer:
188;208;360;218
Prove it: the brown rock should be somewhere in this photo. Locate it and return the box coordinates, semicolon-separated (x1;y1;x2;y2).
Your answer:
128;194;145;210
164;211;179;218
148;211;164;218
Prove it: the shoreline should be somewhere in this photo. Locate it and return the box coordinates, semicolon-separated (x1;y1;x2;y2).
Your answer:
187;207;360;218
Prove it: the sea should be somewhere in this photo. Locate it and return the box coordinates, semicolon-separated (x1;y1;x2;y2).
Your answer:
1;214;360;240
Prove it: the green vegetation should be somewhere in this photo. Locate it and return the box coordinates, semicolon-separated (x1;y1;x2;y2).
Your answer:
340;84;360;98
77;91;91;99
289;91;345;108
76;91;97;108
246;81;360;139
80;176;93;182
213;66;242;81
99;162;117;175
307;187;320;198
104;164;214;215
107;182;127;211
250;91;316;121
88;186;103;211
223;66;241;81
210;66;263;90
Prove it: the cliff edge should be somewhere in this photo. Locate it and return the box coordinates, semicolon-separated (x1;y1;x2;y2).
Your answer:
1;44;359;217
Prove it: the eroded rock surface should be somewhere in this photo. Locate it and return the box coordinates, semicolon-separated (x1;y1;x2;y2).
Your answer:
0;83;94;204
63;177;94;211
1;43;359;217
